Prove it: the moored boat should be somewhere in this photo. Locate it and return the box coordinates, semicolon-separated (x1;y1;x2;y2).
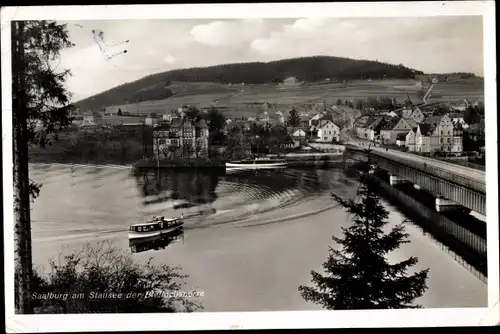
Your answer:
225;157;287;169
128;215;184;240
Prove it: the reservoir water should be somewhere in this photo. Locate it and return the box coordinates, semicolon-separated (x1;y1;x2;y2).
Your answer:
29;164;487;311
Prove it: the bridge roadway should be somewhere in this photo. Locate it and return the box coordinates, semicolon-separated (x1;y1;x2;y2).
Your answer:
346;141;486;215
348;141;486;185
349;141;485;183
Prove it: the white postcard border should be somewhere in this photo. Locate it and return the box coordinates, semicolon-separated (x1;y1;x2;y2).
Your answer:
2;1;498;331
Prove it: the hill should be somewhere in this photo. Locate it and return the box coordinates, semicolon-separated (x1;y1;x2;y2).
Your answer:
75;56;423;111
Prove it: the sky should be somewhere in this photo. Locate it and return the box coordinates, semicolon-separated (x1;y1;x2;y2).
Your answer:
56;16;484;102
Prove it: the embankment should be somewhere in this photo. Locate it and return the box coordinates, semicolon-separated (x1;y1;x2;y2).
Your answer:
29;125;151;165
348;166;487;281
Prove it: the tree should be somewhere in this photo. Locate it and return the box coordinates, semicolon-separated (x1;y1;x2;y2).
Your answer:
203;107;226;145
12;21;74;314
117;108;123;116
298;175;429;310
336;98;342;106
355;100;364;111
185;106;201;120
287;107;301;127
226;125;250;160
268;125;288;154
464;106;481;125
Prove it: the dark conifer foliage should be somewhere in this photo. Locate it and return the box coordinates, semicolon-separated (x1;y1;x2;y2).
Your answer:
298;176;429;309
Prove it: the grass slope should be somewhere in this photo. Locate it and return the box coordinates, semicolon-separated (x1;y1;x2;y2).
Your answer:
75;56;423;111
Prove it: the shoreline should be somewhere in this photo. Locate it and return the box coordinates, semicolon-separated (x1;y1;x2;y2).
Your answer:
30;162;133;169
29;156;355;170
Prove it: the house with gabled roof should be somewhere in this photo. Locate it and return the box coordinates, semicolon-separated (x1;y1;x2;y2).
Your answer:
380;117;419;145
316;120;340;143
356;116;386;141
401;106;425;123
145;114;162;126
287;126;306;138
413;113;462;153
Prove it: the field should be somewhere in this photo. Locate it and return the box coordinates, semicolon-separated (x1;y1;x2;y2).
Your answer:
103;78;484;119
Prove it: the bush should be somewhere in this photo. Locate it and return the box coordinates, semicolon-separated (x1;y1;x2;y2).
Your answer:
16;241;203;313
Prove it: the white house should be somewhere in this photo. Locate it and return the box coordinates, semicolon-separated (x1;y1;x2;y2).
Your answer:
414;114;462;153
396;133;407;147
405;129;417;151
291;128;306;138
81;112;102;126
415;124;432;152
145;114;160;126
316;120;340;143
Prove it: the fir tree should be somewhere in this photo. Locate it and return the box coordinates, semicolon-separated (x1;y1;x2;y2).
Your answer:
287;107;301;128
12;20;74;314
298;176;429;309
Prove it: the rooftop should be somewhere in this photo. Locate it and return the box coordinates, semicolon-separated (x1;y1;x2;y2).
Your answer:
418;123;434;136
424;115;445;126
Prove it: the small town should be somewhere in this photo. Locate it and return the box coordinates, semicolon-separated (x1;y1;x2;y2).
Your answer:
66;88;485;169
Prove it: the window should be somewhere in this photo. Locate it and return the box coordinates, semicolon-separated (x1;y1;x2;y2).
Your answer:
171;139;178;145
447;138;451;143
159;139;165;145
440;138;443;143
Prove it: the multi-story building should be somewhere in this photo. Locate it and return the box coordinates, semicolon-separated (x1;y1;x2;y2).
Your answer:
380;117;418;145
316;120;340;143
405;128;417;151
414;114;462;153
152;116;209;159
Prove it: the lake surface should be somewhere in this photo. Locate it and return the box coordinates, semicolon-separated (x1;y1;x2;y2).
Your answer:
29;164;487;311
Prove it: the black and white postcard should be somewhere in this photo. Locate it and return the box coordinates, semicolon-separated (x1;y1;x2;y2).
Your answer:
2;2;498;331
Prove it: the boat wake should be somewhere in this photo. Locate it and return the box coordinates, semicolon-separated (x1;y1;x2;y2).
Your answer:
29;164;354;242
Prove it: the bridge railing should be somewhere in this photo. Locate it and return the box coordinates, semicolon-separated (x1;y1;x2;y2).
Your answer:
350;148;486;193
436;159;486;172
